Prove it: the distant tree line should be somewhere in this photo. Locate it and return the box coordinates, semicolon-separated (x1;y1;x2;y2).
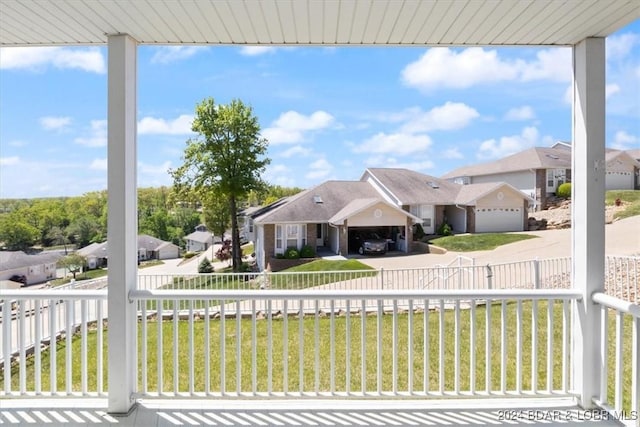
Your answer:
0;184;302;252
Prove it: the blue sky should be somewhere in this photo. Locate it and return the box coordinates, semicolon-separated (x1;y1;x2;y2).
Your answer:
1;20;639;199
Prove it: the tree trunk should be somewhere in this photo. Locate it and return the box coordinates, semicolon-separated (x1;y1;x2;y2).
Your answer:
230;195;242;272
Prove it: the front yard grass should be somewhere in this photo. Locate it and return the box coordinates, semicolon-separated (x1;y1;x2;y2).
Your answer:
4;301;633;411
429;233;538;252
606;190;640;220
281;259;374;272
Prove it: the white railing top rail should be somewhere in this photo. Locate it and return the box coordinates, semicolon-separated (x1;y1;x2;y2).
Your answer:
1;289;108;299
130;288;582;301
592;292;640;317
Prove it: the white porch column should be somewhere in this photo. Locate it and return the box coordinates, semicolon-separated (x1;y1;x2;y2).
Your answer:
107;34;138;414
571;37;605;409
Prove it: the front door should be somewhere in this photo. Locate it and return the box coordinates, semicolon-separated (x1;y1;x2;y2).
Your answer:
316;223;324;247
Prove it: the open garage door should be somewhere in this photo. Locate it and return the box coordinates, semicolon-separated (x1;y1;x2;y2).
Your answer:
348;226;402;254
475;207;523;233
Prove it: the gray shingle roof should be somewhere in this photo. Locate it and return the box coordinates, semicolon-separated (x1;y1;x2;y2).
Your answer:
254;181;382;224
365;168;462;205
441;147;572;179
0;251;63;271
77;235;177;257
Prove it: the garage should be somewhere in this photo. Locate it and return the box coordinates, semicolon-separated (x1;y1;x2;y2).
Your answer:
474;207;524;233
606;171;634;190
347;226;402;254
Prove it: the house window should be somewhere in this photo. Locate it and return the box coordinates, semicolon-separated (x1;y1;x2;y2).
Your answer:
276;224;307;253
410;204;433;230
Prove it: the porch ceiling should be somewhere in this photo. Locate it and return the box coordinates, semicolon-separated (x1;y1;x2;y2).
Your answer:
1;0;638;47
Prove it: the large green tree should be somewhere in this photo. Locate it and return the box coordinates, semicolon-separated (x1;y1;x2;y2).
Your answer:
171;98;270;271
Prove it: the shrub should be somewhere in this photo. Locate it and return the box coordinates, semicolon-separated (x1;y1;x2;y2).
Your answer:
437;223;453;236
215;240;232;265
300;245;315;258
413;223;425;240
183;252;196;259
198;257;214;273
284;247;300;259
556;182;571;199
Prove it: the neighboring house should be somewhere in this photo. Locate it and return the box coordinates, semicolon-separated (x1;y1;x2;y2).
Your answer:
363;168;532;235
0;251;62;285
184;224;214;253
238;206;261;244
252;168;533;271
442;145;640;210
78;234;180;269
252;180;422;270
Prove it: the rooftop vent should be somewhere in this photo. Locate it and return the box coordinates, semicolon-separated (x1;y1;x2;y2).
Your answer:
313;195;323;204
427;181;439;189
546;154;560;160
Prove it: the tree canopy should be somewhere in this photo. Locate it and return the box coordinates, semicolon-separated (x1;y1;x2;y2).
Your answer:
171;98;270;271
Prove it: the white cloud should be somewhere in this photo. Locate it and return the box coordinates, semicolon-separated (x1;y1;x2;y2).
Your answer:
442;147;464;159
477;126;540;160
75;120;107;147
504;106;535;121
9;140;27;147
89;158;107;171
263;164;296;187
239;46;278;56
606;33;640;61
262;110;335;145
139;161;172;176
399;102;479;133
280;145;312;158
0;156;20;166
519;48;571;82
138;115;194;135
353;132;432;156
611;130;639;150
0;47;106;73
606;83;621;99
40;116;72;131
364;155;434;171
151;46;208;64
402;46;571;91
305;158;333;180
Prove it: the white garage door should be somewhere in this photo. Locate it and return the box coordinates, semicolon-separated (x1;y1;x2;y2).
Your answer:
606;172;634;190
475;207;523;233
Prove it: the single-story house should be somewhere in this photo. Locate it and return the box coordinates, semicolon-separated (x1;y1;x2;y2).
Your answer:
0;250;62;285
78;234;180;269
252;168;533;270
442;144;640;210
184;224;214;253
363;168;532;235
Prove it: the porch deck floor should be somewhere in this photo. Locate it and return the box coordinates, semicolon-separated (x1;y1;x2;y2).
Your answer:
0;398;625;426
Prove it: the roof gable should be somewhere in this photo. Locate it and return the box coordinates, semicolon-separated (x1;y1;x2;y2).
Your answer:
364;168;461;205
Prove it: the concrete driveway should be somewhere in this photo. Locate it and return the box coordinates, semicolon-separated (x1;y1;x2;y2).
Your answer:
358;215;640;270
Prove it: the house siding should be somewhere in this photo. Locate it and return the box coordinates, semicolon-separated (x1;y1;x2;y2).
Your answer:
535;169;547;211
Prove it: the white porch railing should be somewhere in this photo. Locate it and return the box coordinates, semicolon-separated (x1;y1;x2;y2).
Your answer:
592;292;640;427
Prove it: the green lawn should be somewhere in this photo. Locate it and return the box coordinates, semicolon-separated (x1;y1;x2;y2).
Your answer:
51;268;108;286
281;259;374;272
605;190;640;220
4;301;633;411
429;233;538;252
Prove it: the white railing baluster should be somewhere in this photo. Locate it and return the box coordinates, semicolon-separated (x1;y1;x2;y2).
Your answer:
50;298;56;394
189;300;195;396
408;299;414;395
205;303;211;396
97;299;103;395
220;302;225;395
157;299;163;395
81;300;87;395
531;299;538;393
516;300;522;394
3;300;10;394
439;299;445;394
268;299;273;395
283;300;289;394
615;311;624;410
361;298;366;394
329;300;335;394
470;299;476;394
313;299;318;394
346;299;351;395
172;301;178;395
141;300;147;395
600;304;608;403
377;299;383;395
35;299;42;395
392;300;398;395
547;299;554;393
424;298;429;395
65;299;73;394
485;298;492;394
562;299;569;393
632;314;639;417
501;299;506;394
299;298;304;394
454;299;460;395
250;300;256;395
235;300;241;395
19;300;26;394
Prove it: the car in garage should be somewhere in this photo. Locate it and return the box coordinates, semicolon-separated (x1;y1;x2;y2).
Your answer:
352;231;388;255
